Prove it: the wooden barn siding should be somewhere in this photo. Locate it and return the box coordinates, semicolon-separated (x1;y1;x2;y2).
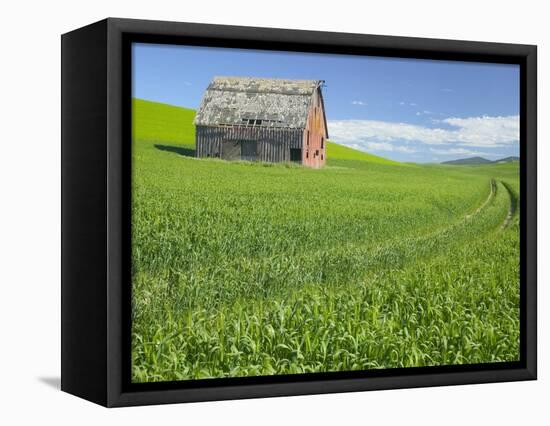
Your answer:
196;125;303;162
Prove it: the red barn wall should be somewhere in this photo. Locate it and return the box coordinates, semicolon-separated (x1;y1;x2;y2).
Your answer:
302;88;328;168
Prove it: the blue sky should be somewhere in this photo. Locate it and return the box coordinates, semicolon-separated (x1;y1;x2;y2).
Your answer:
133;43;520;163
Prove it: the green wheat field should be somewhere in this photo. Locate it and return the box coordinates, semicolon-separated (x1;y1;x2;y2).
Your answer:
131;98;520;383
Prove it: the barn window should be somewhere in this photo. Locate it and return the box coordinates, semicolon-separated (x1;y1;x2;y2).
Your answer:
242;118;279;125
316;149;319;156
321;137;324;149
242;118;260;125
321;154;324;160
306;130;310;146
306;151;309;159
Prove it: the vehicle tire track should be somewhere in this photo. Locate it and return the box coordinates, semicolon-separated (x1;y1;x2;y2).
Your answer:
465;179;496;220
500;181;517;230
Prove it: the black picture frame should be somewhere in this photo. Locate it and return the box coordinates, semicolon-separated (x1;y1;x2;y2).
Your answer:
61;17;537;407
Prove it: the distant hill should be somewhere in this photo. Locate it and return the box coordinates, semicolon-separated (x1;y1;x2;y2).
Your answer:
441;155;519;165
442;156;493;165
494;156;519;163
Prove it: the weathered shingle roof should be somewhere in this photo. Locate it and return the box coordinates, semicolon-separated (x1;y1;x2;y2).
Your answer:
194;76;323;128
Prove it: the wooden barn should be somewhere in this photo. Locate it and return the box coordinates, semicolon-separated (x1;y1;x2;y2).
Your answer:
193;76;329;168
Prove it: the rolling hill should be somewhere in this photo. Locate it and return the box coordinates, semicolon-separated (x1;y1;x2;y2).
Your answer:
132;98;196;144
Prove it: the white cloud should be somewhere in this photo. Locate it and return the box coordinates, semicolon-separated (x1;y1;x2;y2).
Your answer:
357;142;417;153
328;115;519;148
441;116;519;147
398;101;420;108
351;100;367;106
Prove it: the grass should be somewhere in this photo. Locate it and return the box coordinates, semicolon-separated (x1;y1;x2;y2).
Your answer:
131;98;520;382
132;98;196;144
326;140;404;166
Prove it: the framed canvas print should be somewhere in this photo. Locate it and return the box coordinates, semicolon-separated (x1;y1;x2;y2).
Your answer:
61;18;537;407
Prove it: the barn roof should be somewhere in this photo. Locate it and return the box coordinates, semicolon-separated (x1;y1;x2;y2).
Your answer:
194;76;324;129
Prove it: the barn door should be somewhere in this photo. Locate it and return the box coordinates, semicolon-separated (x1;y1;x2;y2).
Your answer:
290;148;302;162
241;141;258;161
221;140;241;160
